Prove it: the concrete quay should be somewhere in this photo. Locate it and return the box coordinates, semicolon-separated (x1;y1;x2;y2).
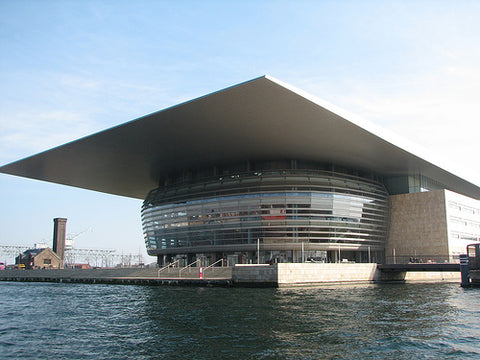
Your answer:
0;267;233;286
0;263;461;287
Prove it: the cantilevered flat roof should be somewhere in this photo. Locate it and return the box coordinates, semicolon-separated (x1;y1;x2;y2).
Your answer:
1;75;480;199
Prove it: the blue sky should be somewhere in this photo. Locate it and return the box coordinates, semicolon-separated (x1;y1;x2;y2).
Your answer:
2;1;480;263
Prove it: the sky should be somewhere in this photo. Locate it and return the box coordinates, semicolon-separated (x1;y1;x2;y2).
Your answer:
1;1;480;264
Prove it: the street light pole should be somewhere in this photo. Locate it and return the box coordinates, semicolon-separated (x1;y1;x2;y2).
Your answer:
257;238;260;264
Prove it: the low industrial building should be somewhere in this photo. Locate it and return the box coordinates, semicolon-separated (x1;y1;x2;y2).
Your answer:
1;76;480;267
16;247;61;269
14;218;67;270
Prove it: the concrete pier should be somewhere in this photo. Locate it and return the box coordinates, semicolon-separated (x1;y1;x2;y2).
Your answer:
0;267;233;286
0;262;461;287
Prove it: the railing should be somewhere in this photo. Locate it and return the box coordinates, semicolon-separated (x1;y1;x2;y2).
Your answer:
156;259;229;279
157;259;180;277
179;259;201;278
202;259;224;277
384;255;459;265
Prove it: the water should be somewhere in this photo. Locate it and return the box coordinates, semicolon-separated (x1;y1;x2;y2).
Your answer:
0;282;479;359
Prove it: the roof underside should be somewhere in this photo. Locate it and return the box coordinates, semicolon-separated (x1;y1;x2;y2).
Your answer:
2;75;480;200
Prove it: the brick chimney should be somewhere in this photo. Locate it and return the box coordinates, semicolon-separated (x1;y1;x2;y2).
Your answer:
53;218;67;269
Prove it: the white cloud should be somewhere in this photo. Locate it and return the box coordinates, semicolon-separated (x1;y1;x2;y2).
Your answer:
0;70;180;164
294;64;480;184
0;110;96;163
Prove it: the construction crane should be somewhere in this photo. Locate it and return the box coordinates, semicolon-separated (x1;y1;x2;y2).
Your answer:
65;227;92;249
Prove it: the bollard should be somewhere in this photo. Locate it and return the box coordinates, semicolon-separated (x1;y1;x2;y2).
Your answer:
199;267;203;279
460;254;470;287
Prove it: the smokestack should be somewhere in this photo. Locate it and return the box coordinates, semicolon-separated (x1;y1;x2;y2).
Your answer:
53;218;67;269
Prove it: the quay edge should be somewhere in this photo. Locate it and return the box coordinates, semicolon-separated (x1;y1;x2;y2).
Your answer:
0;263;462;287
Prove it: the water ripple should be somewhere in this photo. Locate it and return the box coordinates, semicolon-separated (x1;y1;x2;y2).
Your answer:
0;282;479;359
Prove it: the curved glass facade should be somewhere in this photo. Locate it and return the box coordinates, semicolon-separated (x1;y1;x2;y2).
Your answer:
142;162;390;264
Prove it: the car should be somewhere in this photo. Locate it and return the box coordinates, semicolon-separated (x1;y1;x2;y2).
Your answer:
5;264;25;270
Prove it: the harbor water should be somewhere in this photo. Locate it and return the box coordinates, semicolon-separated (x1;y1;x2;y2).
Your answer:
0;282;479;359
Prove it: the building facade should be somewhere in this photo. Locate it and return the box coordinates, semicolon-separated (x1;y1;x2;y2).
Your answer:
387;189;480;263
1;76;480;266
142;161;390;265
16;248;62;269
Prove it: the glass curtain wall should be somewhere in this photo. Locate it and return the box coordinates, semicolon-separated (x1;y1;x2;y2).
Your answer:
142;163;390;264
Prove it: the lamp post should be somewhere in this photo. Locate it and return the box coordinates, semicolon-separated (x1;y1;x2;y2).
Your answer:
257;238;260;264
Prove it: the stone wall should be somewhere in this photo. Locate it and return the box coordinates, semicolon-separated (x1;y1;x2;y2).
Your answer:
276;263;379;285
232;263;459;285
0;264;460;286
231;264;277;285
231;263;380;286
387;190;449;259
404;271;459;282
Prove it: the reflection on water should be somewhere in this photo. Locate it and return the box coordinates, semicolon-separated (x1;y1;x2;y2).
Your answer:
0;282;479;359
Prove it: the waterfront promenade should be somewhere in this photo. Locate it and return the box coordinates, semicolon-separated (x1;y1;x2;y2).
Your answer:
0;267;233;286
0;262;461;286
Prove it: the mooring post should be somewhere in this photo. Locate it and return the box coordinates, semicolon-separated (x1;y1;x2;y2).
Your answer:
460;254;470;287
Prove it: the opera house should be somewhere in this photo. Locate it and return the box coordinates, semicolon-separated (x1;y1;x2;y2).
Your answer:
2;76;480;267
